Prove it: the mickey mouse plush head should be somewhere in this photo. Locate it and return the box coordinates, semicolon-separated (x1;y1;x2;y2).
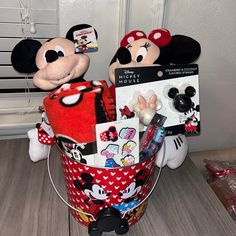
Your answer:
11;24;97;90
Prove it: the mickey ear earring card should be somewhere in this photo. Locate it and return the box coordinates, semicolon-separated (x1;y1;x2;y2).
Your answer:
115;64;200;136
95;118;139;167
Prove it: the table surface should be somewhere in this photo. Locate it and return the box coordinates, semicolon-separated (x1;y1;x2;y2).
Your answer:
0;138;235;236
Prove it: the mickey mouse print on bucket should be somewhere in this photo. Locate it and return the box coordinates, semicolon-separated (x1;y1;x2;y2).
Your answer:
60;150;156;228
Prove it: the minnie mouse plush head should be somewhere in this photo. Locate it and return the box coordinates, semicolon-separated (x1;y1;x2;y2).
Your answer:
11;24;97;90
109;28;201;86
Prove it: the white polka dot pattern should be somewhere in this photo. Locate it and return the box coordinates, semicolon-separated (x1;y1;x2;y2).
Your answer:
38;126;54;144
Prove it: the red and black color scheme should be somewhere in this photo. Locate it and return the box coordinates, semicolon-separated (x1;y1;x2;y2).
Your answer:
108;28;201;100
119;106;135;119
60;151;157;235
100;126;118;142
44;80;115;146
168;86;196;113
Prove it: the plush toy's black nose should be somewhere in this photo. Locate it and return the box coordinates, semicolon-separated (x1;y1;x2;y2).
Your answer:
117;47;132;64
45;50;59;63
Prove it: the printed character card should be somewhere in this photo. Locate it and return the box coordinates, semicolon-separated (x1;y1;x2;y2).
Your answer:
55;137;97;166
115;64;200;136
73;26;98;53
95;118;139;168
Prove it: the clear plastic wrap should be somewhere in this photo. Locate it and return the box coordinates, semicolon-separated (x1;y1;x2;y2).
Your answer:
204;159;236;220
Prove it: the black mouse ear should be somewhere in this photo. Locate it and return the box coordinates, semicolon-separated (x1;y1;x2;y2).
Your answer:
185;86;196;97
66;24;98;42
156;35;201;65
108;126;116;132
168;87;179;99
109;47;132;67
11;39;41;73
81;173;93;183
74;180;83;190
167;35;201;64
195;104;200;112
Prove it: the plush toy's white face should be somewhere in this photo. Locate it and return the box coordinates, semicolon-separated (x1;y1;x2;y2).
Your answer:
33;38;90;90
109;38;160;85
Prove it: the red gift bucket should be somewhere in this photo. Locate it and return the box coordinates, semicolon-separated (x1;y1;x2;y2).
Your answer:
44;80;164;235
47;146;163;236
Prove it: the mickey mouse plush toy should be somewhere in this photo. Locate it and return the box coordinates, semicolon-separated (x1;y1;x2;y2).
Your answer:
108;28;201;169
11;24;97;162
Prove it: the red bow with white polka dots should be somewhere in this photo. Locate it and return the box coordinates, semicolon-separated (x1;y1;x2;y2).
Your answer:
38;125;55;145
120;28;172;48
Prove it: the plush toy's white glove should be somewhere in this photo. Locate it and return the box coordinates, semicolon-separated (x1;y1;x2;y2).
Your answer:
155;134;188;169
27;128;51;162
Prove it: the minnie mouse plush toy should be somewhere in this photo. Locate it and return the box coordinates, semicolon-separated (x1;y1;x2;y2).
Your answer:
108;28;201;169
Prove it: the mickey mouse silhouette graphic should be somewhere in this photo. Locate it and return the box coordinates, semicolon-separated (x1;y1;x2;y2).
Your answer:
168;86;196;113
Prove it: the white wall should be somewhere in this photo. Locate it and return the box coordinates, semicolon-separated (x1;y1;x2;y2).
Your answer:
163;0;236;151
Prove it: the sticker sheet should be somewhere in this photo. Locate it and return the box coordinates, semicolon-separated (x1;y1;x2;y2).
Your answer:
95;118;139;168
115;64;200;136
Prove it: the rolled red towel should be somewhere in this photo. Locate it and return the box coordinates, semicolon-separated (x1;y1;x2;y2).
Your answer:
44;80;115;145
